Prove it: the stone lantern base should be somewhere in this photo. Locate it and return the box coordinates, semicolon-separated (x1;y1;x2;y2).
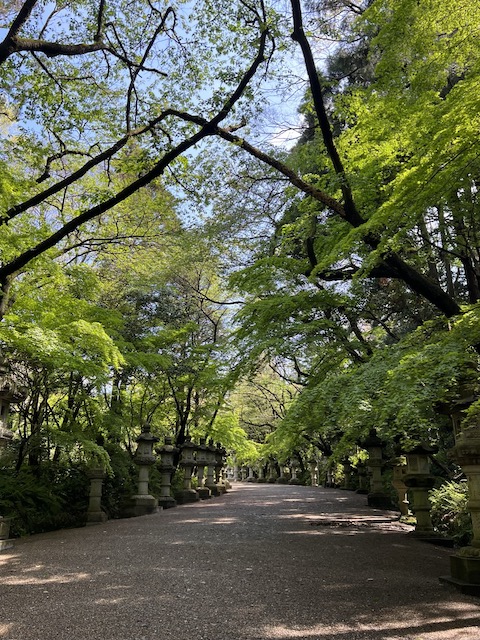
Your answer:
86;508;108;525
158;495;177;509
205;483;221;496
440;551;480;596
175;488;200;504
0;516;14;551
196;486;212;500
122;494;159;518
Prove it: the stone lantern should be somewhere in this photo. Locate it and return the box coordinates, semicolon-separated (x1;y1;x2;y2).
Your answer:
205;439;220;496
267;461;277;483
257;463;266;483
437;395;480;594
391;456;410;517
308;459;318;487
404;443;438;537
129;424;159;516
325;466;335;488
232;461;239;482
195;437;212;500
214;443;227;493
177;436;200;504
342;458;354;491
362;429;391;508
289;459;302;485
355;462;369;495
247;466;256;482
156;436;178;509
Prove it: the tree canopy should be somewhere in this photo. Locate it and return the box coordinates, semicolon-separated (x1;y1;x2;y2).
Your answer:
1;0;480;532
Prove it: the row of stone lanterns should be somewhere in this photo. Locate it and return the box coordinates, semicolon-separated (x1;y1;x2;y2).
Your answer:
84;430;229;523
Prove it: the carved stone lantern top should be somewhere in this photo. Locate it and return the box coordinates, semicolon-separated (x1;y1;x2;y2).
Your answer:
156;435;178;471
196;437;209;465
362;429;385;463
180;436;197;467
134;424;159;466
405;442;437;476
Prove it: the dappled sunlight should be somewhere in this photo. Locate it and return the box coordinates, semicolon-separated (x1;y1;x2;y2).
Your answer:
0;551;18;566
0;624;14;637
209;517;240;525
259;602;480;639
2;570;91;585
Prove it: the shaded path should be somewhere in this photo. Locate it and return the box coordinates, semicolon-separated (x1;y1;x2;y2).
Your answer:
1;483;479;639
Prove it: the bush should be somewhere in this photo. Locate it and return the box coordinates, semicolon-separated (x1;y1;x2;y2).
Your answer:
430;480;472;546
0;464;89;537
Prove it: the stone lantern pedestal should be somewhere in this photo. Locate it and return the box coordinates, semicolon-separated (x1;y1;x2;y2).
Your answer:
177;437;200;504
128;425;159;516
195;438;212;500
438;396;480;594
86;466;108;525
404;444;440;540
157;436;178;509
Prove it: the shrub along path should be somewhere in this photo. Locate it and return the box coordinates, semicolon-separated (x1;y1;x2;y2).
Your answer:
1;483;479;640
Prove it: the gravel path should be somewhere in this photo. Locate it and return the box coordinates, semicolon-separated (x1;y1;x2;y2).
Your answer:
1;483;479;640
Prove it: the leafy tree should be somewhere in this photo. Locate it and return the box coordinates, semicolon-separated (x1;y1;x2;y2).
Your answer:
0;0;276;315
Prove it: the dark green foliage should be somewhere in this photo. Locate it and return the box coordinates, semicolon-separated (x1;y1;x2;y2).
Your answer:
101;444;137;519
0;463;89;537
430;481;472;546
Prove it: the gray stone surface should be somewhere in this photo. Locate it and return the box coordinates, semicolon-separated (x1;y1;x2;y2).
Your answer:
1;483;479;639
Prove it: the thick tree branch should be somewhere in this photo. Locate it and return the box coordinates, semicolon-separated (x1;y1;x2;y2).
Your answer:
0;14;271;307
290;0;364;228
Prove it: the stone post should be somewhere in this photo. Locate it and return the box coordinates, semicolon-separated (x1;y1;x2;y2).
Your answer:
391;456;410;516
129;425;159;516
177;436;200;504
363;429;391;509
157;436;178;509
195;437;212;499
86;466;107;525
404;444;438;538
205;439;220;496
